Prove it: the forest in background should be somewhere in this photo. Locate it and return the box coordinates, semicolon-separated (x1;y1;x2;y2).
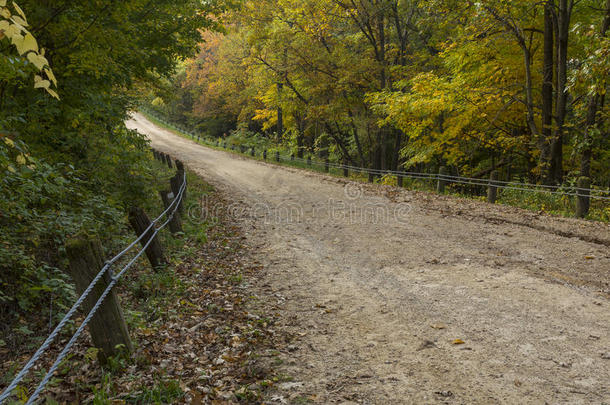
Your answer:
149;0;609;189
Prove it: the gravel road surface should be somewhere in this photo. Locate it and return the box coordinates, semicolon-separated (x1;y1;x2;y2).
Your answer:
127;113;610;404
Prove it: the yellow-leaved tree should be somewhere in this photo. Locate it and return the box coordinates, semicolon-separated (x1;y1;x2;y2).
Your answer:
0;0;58;98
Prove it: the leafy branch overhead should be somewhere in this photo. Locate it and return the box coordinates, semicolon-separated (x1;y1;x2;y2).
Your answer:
0;0;58;98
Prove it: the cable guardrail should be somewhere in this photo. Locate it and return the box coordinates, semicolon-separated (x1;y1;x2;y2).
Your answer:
0;172;187;405
138;109;609;201
285;155;609;199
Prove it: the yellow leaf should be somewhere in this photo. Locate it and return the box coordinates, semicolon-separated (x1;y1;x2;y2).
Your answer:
10;14;26;27
27;52;48;70
7;165;16;173
12;2;26;22
16;154;26;165
4;137;14;147
44;67;56;85
18;31;37;54
452;339;465;345
34;78;50;89
11;31;37;55
46;88;59;100
4;22;20;37
0;0;7;7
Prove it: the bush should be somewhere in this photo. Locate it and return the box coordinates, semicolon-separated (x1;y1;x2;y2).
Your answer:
0;133;159;349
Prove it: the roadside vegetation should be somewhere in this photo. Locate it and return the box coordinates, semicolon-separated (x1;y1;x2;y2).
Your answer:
1;0;232;366
1;161;281;403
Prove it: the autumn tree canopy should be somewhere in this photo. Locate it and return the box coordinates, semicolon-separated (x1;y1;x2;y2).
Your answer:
154;0;609;186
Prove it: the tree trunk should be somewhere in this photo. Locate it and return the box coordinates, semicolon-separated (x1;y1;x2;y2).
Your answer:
392;129;402;172
295;112;305;158
550;0;573;185
540;1;554;182
277;82;283;140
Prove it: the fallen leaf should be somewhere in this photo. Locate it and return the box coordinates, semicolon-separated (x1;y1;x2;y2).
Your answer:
452;339;465;345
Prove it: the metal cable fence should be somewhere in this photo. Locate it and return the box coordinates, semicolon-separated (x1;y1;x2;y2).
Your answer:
0;172;187;404
137;108;610;202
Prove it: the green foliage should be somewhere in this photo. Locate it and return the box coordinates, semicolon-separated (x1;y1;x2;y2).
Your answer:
0;0;231;350
225;123;273;149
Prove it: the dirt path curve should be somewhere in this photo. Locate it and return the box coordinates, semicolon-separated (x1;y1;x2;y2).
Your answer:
127;113;610;404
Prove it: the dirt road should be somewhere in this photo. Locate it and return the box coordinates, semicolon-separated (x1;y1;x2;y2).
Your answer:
127;113;610;404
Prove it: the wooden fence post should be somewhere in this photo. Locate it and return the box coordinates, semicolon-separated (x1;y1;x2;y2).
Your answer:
159;190;183;234
65;236;133;363
397;172;404;188
251;147;255;157
307;156;311;166
368;172;374;183
487;170;499;204
170;174;185;214
175;160;184;174
437;166;447;193
263;150;267;160
291;154;295;162
343;160;349;178
576;176;591;218
128;207;166;269
165;154;173;169
275;151;280;162
325;158;330;173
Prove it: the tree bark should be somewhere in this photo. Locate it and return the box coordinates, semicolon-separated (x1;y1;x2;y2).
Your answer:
392;129;402;171
540;1;554;182
277;83;284;140
550;0;573;184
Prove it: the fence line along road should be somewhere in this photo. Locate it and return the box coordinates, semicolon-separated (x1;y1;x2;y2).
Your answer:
0;171;186;405
139;108;609;202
